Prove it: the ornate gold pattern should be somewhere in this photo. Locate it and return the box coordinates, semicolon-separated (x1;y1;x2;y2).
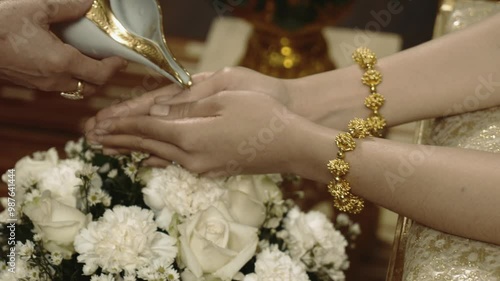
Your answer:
362;69;382;87
328;178;364;214
86;0;192;88
364;93;385;111
352;47;377;69
366;116;387;135
335;133;356;152
239;26;335;78
348;118;371;138
327;47;387;214
327;159;350;176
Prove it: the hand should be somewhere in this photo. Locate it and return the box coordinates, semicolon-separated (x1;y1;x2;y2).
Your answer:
87;67;292;123
0;0;127;95
150;67;291;110
86;91;310;177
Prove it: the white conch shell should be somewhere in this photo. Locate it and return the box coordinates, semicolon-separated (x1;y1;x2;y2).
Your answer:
56;0;192;88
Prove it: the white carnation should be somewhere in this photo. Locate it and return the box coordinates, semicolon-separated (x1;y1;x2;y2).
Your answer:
283;207;348;280
243;246;309;281
142;166;226;229
37;159;85;208
74;206;177;276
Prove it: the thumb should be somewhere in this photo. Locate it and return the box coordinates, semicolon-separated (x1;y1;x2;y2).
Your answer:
46;0;94;23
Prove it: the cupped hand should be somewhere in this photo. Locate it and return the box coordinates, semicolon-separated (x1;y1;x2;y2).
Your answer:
86;91;310;177
0;0;127;95
83;72;214;134
87;67;292;124
150;67;292;111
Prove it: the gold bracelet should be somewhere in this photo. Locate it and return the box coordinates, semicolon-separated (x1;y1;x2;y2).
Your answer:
327;47;386;214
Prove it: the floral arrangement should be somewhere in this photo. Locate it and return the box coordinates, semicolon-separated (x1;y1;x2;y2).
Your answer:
0;139;359;281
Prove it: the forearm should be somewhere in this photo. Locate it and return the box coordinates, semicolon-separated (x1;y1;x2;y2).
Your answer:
288;12;500;129
292;122;500;245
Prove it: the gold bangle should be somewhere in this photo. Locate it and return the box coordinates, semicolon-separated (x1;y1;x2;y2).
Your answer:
327;47;387;214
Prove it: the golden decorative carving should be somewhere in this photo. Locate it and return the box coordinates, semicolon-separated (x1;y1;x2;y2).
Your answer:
86;0;192;88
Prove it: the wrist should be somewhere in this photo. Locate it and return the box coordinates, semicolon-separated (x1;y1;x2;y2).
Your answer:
288;117;338;183
286;67;369;130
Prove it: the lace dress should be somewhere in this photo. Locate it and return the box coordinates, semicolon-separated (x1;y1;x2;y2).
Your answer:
402;1;500;280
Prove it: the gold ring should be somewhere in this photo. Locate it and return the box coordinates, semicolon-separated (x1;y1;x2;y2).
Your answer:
61;81;85;100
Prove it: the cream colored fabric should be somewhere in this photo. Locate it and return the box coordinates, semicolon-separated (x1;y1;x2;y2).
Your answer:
404;108;500;281
403;1;500;280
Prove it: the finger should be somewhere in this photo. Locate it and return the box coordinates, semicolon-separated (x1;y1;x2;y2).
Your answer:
93;116;181;143
155;72;216;105
201;170;230;178
97;135;188;165
45;0;94;23
95;71;212;120
102;147;131;156
143;156;172;167
149;98;222;119
95;84;182;122
68;51;127;85
45;0;93;23
26;75;98;95
84;117;97;134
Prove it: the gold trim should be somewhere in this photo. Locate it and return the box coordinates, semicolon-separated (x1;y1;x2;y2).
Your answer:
86;0;192;88
386;216;413;281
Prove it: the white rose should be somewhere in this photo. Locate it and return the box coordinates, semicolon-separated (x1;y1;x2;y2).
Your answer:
224;175;281;228
23;191;91;258
178;202;259;280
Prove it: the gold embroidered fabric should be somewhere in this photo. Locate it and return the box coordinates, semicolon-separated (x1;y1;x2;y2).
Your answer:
403;110;500;280
403;1;500;280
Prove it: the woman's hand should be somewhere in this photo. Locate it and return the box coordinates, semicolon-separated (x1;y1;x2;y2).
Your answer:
151;67;292;110
0;0;127;95
86;91;311;177
88;67;293;122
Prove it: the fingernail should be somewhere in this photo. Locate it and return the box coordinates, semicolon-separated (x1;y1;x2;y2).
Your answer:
90;144;103;150
150;105;170;117
155;95;172;104
112;105;129;117
121;59;129;69
93;129;108;136
103;148;119;156
86;132;102;145
96;119;112;130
